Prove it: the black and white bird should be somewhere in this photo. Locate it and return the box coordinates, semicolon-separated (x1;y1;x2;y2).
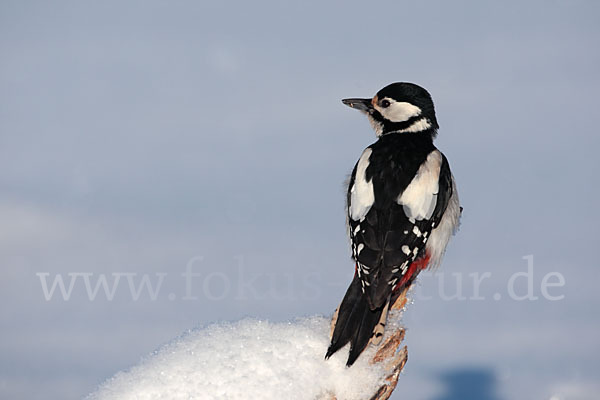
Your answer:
326;82;461;366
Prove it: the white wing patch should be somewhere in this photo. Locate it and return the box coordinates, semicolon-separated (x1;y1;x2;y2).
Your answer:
397;150;442;221
349;148;375;221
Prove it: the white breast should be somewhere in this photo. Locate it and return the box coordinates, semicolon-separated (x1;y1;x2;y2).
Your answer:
426;177;460;269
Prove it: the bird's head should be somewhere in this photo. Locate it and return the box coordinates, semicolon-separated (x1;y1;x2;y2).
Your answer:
342;82;439;137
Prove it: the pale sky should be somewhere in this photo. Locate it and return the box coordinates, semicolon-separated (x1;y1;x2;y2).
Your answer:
1;1;599;399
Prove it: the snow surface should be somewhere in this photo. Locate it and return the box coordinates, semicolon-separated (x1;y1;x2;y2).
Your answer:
86;316;394;400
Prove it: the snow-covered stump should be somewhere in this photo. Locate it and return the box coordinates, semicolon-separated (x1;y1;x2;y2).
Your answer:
326;287;410;400
366;328;408;400
87;290;411;400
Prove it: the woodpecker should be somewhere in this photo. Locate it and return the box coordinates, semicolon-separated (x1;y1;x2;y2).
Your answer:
325;82;461;366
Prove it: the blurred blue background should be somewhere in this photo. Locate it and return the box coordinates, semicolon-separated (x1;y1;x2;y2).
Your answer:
1;1;599;399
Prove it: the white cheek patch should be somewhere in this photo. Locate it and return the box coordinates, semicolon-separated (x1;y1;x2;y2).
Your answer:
397;150;442;221
349;148;375;221
397;118;432;133
380;101;422;123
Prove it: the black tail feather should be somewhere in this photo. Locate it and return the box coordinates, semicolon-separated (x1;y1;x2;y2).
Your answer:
325;275;385;366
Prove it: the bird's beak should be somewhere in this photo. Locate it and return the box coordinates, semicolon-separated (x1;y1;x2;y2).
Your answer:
342;98;373;112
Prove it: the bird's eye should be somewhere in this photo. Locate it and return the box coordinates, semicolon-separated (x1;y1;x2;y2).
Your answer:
380;99;391;108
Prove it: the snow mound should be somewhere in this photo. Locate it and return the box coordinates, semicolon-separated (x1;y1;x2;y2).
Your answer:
86;316;388;400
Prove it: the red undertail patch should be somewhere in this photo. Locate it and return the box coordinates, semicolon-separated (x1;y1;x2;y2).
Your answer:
394;254;431;291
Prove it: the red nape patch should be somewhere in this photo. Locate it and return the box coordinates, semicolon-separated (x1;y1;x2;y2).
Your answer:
394;254;431;292
354;262;358;277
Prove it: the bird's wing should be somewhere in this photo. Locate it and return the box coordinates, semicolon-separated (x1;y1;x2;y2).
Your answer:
347;149;453;309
